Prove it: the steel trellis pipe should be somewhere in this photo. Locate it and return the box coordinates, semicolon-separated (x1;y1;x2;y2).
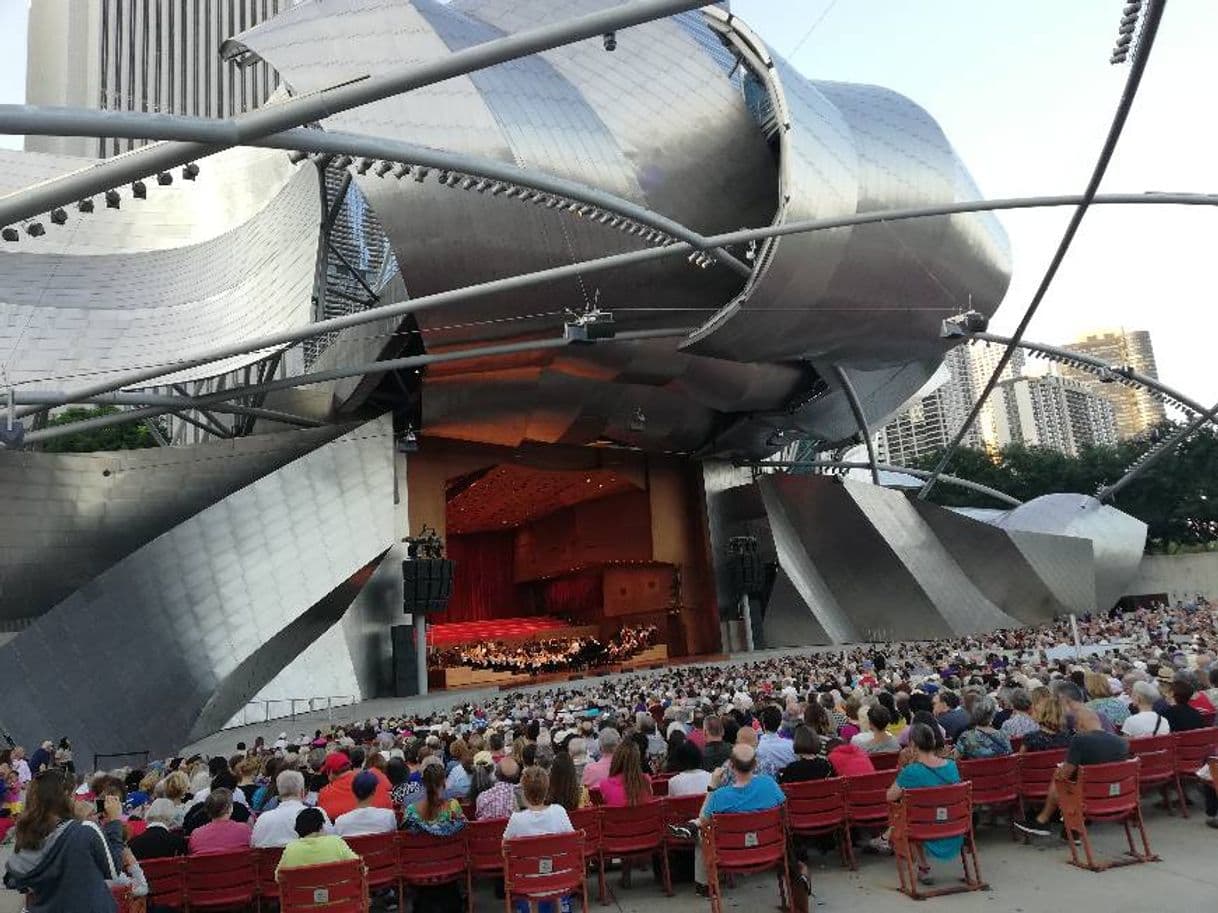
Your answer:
918;0;1167;501
1096;399;1218;503
0;0;709;228
743;460;1022;507
833;365;880;485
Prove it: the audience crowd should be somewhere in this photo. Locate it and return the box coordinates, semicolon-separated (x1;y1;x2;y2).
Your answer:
2;602;1216;909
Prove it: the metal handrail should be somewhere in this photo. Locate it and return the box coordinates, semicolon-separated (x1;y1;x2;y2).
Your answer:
223;694;359;730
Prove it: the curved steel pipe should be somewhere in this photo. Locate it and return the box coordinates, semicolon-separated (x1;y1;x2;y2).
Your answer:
833;366;879;485
750;460;1022;507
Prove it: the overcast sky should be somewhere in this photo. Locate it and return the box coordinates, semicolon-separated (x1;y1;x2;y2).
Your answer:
1;1;1214;403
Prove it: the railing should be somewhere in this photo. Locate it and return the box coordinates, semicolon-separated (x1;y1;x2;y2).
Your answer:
223;695;359;730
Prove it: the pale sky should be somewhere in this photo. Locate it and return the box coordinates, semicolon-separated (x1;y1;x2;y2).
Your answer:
1;1;1214;404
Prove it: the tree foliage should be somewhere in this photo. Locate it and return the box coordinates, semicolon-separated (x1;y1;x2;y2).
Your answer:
40;406;164;453
910;422;1218;552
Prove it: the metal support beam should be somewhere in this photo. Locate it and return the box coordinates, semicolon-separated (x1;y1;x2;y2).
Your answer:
750;460;1022;507
833;365;879;485
918;0;1167;501
323;170;353;236
10;391;322;428
0;0;708;228
14;189;1218;423
1096;400;1218;503
325;236;381;304
171;383;231;438
170;409;232;440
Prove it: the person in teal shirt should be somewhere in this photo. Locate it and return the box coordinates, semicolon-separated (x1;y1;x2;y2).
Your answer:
887;723;963;885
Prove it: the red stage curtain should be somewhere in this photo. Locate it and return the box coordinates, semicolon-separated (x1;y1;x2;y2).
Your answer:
539;571;603;622
433;531;527;624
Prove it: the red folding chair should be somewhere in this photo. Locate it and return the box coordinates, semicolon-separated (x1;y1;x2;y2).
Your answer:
1057;758;1156;871
254;847;285;907
1009;735;1025;753
139;856;185;910
587;787;604;807
782;778;853;868
888;782;986;899
843;770;897;868
109;883;138;913
399;830;467;911
345;832;401;896
1125;734;1177;810
502;832;589;913
1016;748;1067;822
466;818;510;913
568;805;607;906
651;775;671;798
599;801;671;898
277;858;369;913
869;752;900;772
184;849;259;912
957;755;1020;838
1172;727;1218;817
701;807;792;913
1200;711;1216;728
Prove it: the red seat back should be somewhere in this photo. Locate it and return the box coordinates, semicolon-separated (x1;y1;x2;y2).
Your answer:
503;832;586;904
184;849;258;910
870;752;900;771
398;830;467;885
587;786;604;806
345;832;399;890
1017;748;1067;800
892;783;973;842
568;805;603;856
600;801;665;856
661;794;706;847
844;770;897;826
705;807;787;874
1174;728;1218;774
140;856;185;910
782;778;848;835
467;818;510;875
1076;758;1142;818
277;858;367;913
110;883;135;913
254;847;284;899
1126;734;1176;785
957;756;1019;806
651;775;671;797
1200;711;1216;728
1009;735;1024;753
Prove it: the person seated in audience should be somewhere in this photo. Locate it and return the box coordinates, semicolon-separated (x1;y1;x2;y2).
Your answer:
666;741;712;795
1015;705;1128;837
876;692;907;735
999;688;1039;739
476;757;522;820
852;706;901;755
756;705;797;776
1084;671;1130;730
599;741;652;807
402;764;467;837
545;752;591;811
953;695;1012;759
897;712;951;769
838;697;863;741
802;701;838;742
128;798;188;860
778;726;834;784
504;766;575;839
253;770;334;848
334;771;397;837
445;739;474;800
581;728;620;788
277;807;358;874
567;738;589;781
1164;673;1208;732
699;716;731;773
933;691;970;742
1020;689;1073;752
1121;680;1171;737
187;789;251;855
886;723;962;886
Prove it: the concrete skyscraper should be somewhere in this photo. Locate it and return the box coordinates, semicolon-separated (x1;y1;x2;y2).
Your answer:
1062;329;1166;440
992;374;1119;457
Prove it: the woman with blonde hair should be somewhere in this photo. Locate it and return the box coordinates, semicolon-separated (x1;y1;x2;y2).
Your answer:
1083;671;1129;729
1021;690;1072;752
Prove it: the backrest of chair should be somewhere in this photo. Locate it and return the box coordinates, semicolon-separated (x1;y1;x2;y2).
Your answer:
894;783;973;841
1018;748;1067;795
600;800;664;853
398;830;467;882
870;752;900;771
503;832;586;900
277;859;366;913
345;832;399;882
467;818;510;872
567;805;603;847
651;775;671;797
587;786;604;806
110;883;135;913
254;847;286;898
140;856;185;908
184;849;258;907
705;807;787;870
957;755;1019;802
662;794;706;829
1200;711;1216;728
1008;735;1024;753
1127;734;1176;778
782;778;847;832
844;770;897;823
1174;728;1218;770
1078;758;1141;816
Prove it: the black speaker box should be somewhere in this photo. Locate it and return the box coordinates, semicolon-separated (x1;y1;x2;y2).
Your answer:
402;558;455;614
391;624;420;697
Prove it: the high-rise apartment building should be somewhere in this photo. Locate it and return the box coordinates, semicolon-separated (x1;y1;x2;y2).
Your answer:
26;0;291;158
1061;329;1166;440
992;374;1118;457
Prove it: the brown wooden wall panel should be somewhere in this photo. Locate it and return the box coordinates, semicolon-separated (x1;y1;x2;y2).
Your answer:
514;489;653;582
602;564;675;616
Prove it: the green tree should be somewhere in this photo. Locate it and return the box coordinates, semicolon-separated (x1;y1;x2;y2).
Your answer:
40;407;164;453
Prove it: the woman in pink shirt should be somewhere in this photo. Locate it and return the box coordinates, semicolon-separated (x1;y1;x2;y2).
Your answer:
598;741;652;807
187;789;252;855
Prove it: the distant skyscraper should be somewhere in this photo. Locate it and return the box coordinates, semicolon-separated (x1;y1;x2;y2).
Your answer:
991;374;1118;457
25;0;290;158
1061;329;1166;440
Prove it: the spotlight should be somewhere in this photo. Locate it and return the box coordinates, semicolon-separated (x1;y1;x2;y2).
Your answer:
602;31;617;52
77;199;94;213
156;171;173;186
939;308;989;338
288;150;309;164
629;408;646;432
564;300;616;343
25;222;45;237
332;155;353;170
356;157;374;174
490;183;507;196
1;228;18;242
391;163;412;179
461;177;476;190
131;181;147;199
105;189;121;209
182;163;200;180
375;161;395;177
413;167;429;183
396;425;420;454
49;208;67;226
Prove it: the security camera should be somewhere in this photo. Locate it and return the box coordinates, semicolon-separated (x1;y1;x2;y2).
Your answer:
602;32;616;52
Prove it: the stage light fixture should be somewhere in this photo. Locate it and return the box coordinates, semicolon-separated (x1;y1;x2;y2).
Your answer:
461;177;477;190
333;155;353;170
1;228;18;242
375;161;395;177
392;163;412;179
182;163;200;180
25;222;45;237
105;189;121;209
491;183;507;196
564;300;616;343
77;199;94;213
50;208;68;226
156;171;173;186
939;308;989;338
131;181;147;200
603;31;617;51
288;150;309;164
413;167;430;183
357;157;374;174
397;425;420;454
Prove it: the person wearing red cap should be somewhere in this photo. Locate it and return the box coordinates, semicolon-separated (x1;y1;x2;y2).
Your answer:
317;749;394;821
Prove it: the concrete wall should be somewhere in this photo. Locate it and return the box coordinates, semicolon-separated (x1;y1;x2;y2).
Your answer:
1124;553;1218;604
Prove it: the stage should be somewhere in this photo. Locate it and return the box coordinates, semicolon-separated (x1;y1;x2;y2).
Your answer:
427;616;594;647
